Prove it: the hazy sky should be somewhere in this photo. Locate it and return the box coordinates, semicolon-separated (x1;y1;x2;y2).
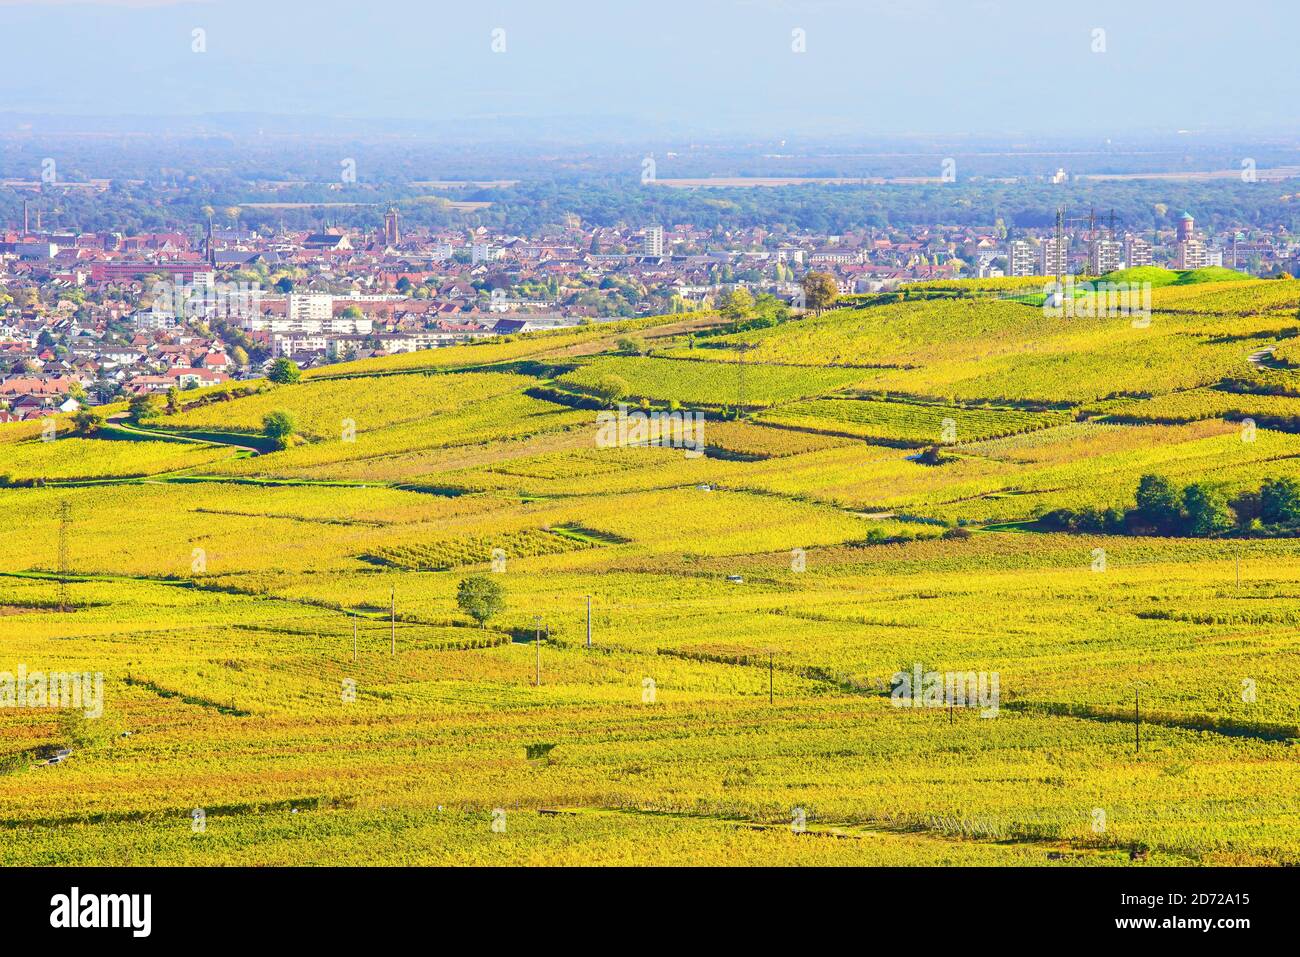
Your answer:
0;0;1295;137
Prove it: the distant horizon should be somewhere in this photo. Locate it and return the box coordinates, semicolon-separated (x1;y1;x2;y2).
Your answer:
5;109;1300;142
1;0;1297;137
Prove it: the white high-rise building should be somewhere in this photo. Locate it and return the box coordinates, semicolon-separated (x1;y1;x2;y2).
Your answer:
1040;237;1068;278
1124;236;1153;268
287;293;334;324
1174;239;1210;269
1090;239;1122;275
1007;240;1037;277
643;226;664;257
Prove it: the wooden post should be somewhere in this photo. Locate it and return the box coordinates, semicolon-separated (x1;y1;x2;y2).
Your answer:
768;652;773;704
1135;688;1141;754
390;589;395;657
352;615;357;663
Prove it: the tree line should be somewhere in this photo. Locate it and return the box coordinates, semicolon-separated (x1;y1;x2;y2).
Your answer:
1042;474;1300;537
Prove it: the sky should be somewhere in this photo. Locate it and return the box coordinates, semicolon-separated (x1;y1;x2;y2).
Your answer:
0;0;1295;139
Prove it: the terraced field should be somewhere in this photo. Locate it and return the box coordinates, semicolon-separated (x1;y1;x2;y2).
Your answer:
3;281;1299;866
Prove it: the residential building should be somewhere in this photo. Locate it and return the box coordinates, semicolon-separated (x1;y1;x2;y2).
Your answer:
1089;238;1122;275
287;293;334;325
643;226;664;257
1039;237;1067;278
1007;240;1037;277
1174;239;1211;269
1124;236;1153;268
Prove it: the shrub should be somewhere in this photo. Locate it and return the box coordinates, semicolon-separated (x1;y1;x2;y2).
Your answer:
268;358;301;385
262;410;298;450
591;374;630;405
128;393;162;423
71;408;105;436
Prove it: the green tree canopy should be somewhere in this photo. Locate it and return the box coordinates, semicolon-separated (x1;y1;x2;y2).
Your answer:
268;358;301;385
457;575;505;627
718;287;755;323
1135;473;1182;530
592;374;630;405
1183;483;1232;537
128;393;161;423
1261;477;1300;525
71;408;105;436
262;410;298;450
799;271;839;314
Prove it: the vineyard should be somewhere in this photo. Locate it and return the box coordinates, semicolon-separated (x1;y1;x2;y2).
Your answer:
555;354;869;408
758;397;1070;444
2;282;1299;866
363;526;604;571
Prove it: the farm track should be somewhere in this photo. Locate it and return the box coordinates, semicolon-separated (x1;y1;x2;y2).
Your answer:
106;416;267;455
534;805;1132;862
1002;700;1299;743
0;795;341;831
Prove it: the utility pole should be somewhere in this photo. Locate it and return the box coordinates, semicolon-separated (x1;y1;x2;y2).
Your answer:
390;588;395;656
768;651;773;704
736;343;757;419
534;616;543;686
586;595;592;649
1055;206;1065;291
738;348;745;415
57;500;70;613
1135;687;1141;754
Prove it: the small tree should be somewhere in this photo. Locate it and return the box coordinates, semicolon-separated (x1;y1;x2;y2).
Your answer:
457;575;505;628
262;410;297;450
1183;482;1233;537
71;408;105;436
718;287;755;323
1134;473;1182;531
592;374;630;406
268;358;301;384
800;272;839;314
128;393;161;423
1260;477;1300;526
